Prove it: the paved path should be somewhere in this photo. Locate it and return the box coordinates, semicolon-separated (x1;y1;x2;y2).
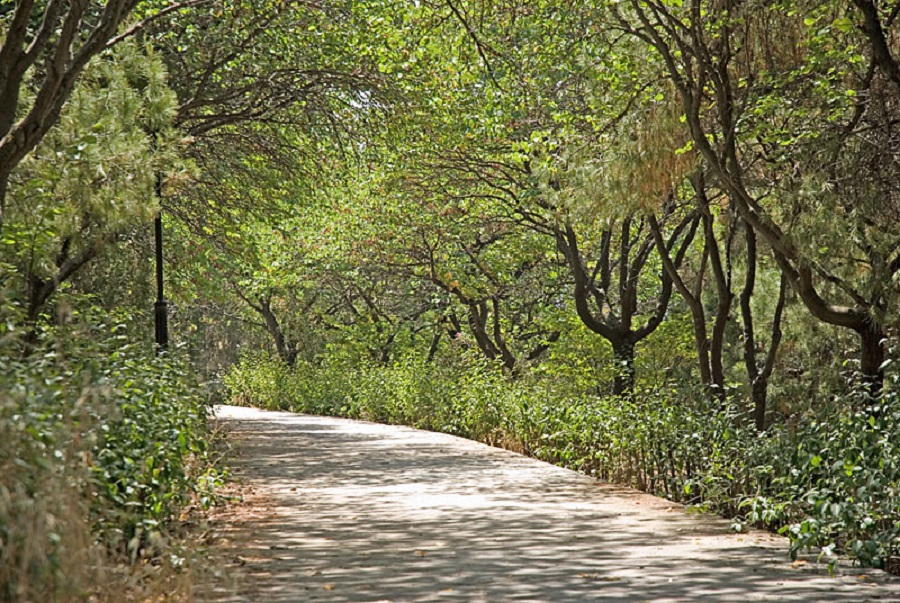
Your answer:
206;405;900;602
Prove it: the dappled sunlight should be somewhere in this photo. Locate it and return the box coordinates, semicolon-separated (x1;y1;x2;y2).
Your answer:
206;406;899;602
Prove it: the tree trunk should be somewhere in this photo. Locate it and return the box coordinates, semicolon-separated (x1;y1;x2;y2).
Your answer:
259;299;296;367
705;241;732;398
0;171;8;234
859;324;886;397
467;301;500;363
612;339;636;396
21;273;56;355
626;2;892;403
751;379;768;432
851;0;900;91
426;326;442;363
739;227;787;431
378;332;396;366
742;275;787;432
648;211;714;390
697;175;732;398
490;298;518;372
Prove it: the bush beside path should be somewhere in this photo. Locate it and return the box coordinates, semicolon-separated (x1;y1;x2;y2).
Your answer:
206;405;900;602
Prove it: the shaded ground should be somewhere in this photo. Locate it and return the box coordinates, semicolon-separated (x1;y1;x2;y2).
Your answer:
204;405;900;602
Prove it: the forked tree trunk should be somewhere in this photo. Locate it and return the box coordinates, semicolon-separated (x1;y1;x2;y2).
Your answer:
739;224;787;432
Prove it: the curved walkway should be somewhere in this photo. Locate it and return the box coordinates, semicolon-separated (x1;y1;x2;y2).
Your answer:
206;405;899;602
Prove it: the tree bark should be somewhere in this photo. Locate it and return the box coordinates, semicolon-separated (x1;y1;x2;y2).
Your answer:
648;211;717;391
739;224;787;431
258;299;296;366
859;324;886;397
700;185;733;398
466;301;501;363
426;324;442;363
0;172;8;233
743;271;787;432
612;338;636;397
851;0;900;91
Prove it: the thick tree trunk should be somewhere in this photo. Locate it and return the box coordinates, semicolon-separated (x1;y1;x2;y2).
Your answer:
612;339;636;396
463;300;518;371
490;298;518;371
859;325;886;397
694;331;712;387
709;306;729;396
852;0;900;91
750;280;786;432
690;243;713;388
697;176;732;399
467;301;500;363
751;379;768;432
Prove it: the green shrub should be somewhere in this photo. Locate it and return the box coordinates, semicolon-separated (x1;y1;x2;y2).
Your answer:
224;350;900;570
743;377;900;569
0;308;221;600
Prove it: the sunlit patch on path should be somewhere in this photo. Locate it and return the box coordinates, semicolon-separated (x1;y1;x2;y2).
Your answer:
205;405;899;602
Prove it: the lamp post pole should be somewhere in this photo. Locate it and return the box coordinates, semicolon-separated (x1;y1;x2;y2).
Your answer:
154;168;169;350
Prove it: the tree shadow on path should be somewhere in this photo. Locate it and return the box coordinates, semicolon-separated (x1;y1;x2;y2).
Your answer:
204;407;900;603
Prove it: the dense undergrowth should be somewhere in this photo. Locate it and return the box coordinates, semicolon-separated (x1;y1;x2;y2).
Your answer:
225;351;900;572
0;306;222;602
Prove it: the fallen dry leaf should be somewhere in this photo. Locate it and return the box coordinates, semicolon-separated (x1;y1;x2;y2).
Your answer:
323;583;335;590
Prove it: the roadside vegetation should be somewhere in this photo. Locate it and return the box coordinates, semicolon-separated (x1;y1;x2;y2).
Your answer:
226;343;900;572
0;302;220;601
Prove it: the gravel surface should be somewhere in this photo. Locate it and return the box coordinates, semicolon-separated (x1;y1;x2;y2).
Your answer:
204;405;900;602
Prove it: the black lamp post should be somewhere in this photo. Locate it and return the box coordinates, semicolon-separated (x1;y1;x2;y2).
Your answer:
154;165;169;350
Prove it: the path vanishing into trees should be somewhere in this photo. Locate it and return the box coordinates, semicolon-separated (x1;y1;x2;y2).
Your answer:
206;406;900;602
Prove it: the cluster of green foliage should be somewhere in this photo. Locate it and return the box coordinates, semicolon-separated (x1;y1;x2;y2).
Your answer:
0;302;220;600
226;350;900;570
4;0;900;585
